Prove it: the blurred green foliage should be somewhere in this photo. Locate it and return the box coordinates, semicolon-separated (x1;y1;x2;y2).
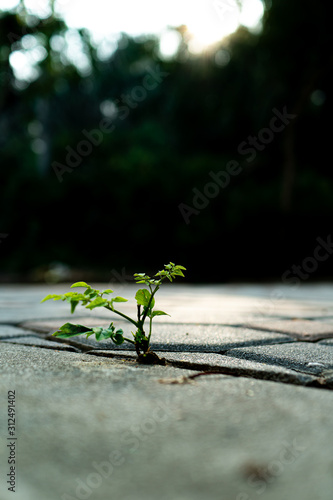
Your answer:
1;0;333;282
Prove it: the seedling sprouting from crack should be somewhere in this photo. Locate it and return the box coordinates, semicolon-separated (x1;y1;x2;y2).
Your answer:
41;262;186;364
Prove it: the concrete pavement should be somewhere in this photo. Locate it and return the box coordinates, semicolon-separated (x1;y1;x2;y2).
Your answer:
1;283;333;500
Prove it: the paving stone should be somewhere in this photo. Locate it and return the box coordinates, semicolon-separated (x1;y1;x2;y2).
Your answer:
318;338;333;345
3;284;333;500
1;335;79;351
0;325;40;339
88;350;317;386
3;282;333;324
302;315;333;321
24;317;295;352
244;319;333;341
319;370;333;387
224;342;333;376
1;344;333;500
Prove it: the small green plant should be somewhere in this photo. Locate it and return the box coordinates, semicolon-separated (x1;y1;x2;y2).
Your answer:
41;262;186;364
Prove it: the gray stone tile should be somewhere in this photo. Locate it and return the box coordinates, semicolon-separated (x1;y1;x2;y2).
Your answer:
319;370;333;388
25;318;294;352
162;351;318;385
145;324;294;351
0;325;40;339
0;343;333;500
313;317;333;323
224;342;333;376
244;319;333;341
88;350;317;386
318;338;333;346
86;349;138;360
3;282;333;325
1;335;79;351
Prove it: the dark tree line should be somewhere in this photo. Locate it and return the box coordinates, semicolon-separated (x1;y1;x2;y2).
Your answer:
1;0;333;282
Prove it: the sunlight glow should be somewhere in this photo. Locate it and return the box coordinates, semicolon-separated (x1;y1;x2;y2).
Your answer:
0;0;20;9
185;0;264;54
1;0;264;52
9;50;40;81
3;0;264;82
53;0;264;55
158;30;183;60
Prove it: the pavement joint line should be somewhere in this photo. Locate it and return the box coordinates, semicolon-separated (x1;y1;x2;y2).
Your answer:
18;319;307;329
219;338;313;354
41;338;298;353
221;351;331;378
2;338;333;391
0;339;80;352
299;316;333;320
0;333;40;340
221;348;328;378
157;363;333;392
218;339;298;354
44;335;101;351
1;330;302;354
82;349;331;391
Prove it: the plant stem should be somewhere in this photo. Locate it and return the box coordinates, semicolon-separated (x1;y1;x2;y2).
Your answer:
141;283;160;324
122;336;136;345
105;306;138;327
148;314;153;343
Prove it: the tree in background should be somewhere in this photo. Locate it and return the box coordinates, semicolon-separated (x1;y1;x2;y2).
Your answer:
1;0;332;281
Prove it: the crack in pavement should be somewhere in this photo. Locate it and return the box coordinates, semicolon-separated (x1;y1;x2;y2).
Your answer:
2;322;333;391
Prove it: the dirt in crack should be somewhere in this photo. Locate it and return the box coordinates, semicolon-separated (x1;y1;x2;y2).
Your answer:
137;351;166;366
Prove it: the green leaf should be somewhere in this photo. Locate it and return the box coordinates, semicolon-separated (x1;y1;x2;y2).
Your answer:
150;310;170;318
172;269;185;277
112;329;125;345
155;263;186;282
63;293;86;313
53;323;92;338
109;296;128;311
71;282;91;288
40;294;63;303
134;329;148;343
64;292;86;300
93;327;115;341
85;297;108;310
70;300;79;314
111;296;128;303
135;289;155;308
155;270;167;277
133;273;151;284
92;327;103;340
84;289;99;299
101;289;114;295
